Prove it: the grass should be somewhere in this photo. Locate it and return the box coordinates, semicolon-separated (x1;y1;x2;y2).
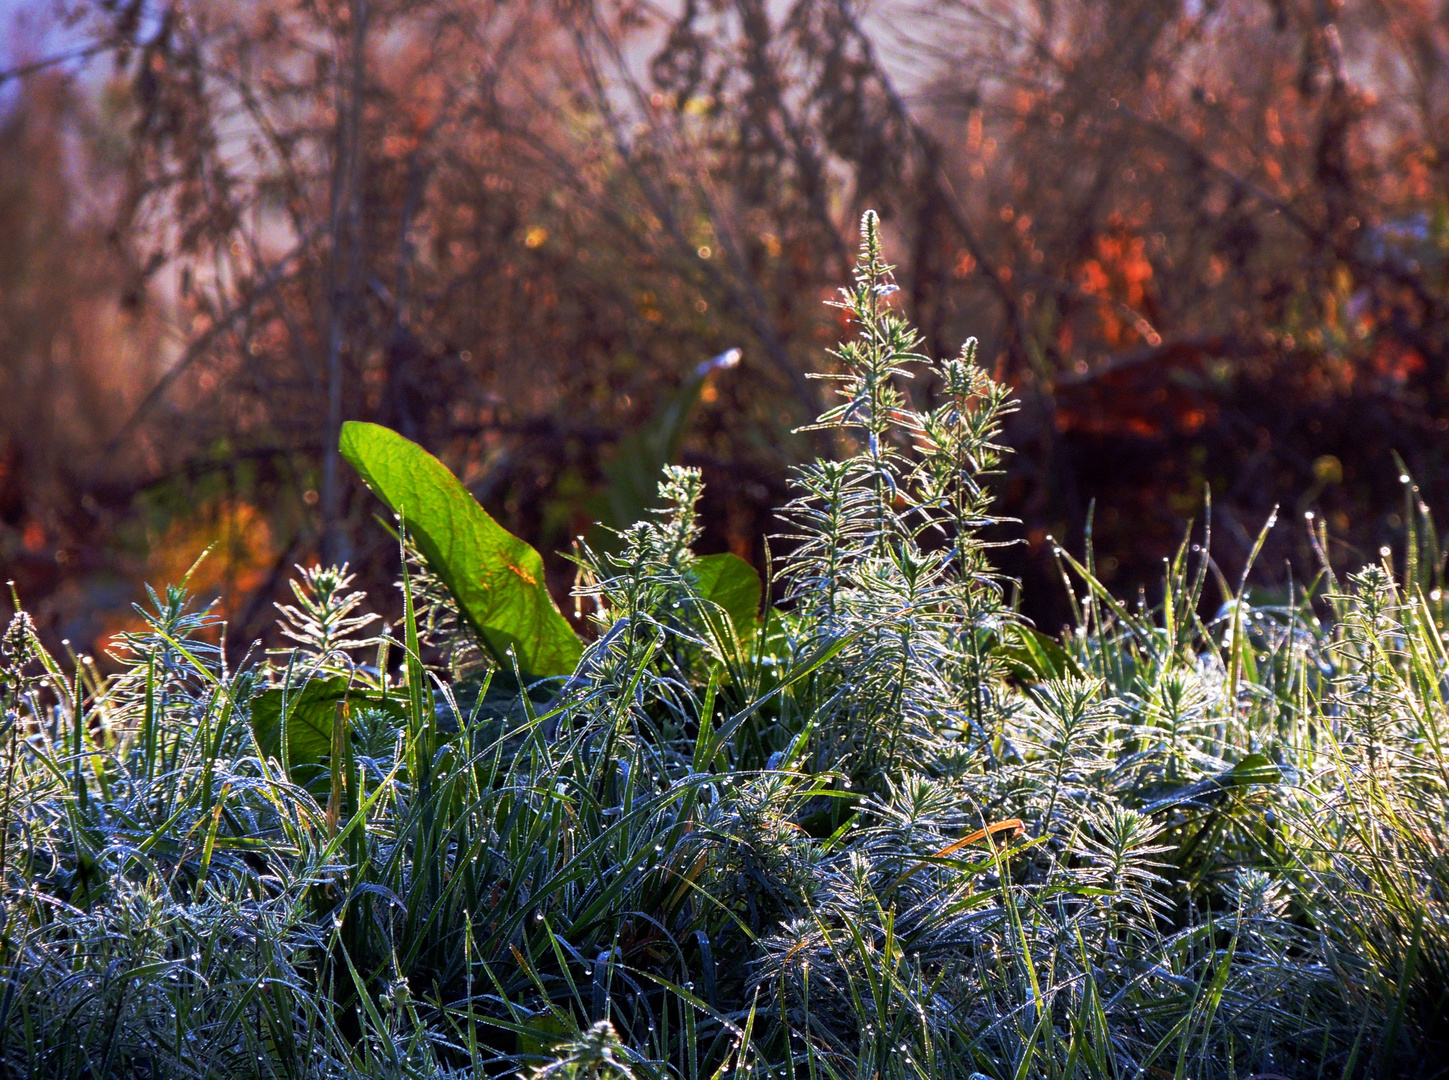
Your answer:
2;212;1447;1078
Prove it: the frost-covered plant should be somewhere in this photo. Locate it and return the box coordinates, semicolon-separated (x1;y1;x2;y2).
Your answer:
779;210;1015;784
4;213;1449;1079
273;562;381;672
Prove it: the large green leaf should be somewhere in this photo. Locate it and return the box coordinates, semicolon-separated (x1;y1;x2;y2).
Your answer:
995;624;1084;682
340;421;583;676
691;552;761;644
251;677;346;767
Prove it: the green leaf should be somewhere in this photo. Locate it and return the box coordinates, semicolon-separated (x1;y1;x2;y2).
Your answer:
251;677;349;767
517;1011;575;1060
589;349;739;544
250;677;407;793
995;624;1084;682
1224;752;1281;786
340;421;583;676
1143;752;1281;813
691;552;761;644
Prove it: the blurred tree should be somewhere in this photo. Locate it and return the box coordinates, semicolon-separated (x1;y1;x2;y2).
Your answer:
20;0;823;649
0;61;176;650
905;0;1449;621
4;0;1449;650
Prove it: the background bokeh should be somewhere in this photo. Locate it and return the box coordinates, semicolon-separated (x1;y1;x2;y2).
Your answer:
3;0;1448;658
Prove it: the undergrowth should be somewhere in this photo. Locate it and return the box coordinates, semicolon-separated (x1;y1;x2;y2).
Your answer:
2;213;1447;1078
